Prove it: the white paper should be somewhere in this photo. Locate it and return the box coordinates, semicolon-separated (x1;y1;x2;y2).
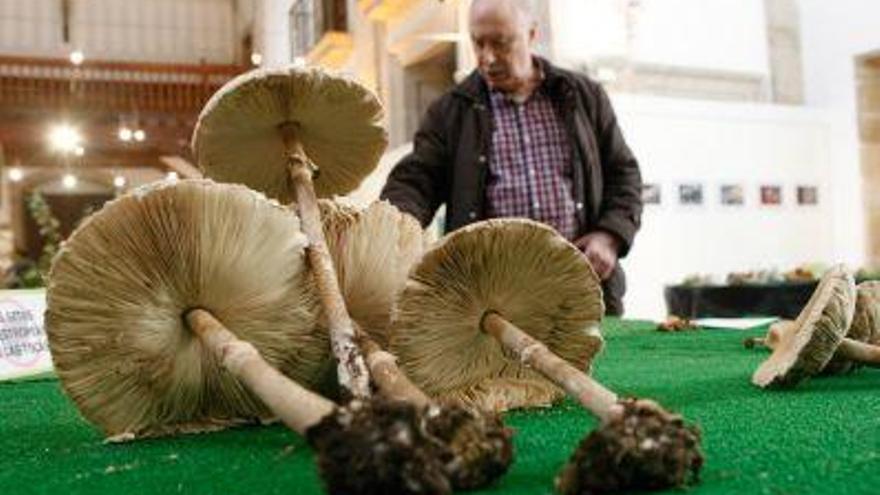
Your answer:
0;289;53;381
693;317;779;330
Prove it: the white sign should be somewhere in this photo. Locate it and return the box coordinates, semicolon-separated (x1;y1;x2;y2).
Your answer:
694;317;780;331
0;289;52;381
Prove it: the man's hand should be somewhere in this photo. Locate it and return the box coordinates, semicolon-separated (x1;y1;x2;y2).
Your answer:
573;231;620;280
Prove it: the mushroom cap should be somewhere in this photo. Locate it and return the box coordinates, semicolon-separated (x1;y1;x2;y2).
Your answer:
752;264;856;388
390;219;605;412
46;179;326;439
851;281;880;344
321;200;427;347
192;66;388;201
824;281;880;374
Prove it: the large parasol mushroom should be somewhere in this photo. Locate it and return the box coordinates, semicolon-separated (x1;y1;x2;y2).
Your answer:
192;66;388;398
319;198;514;490
393;218;703;494
753;273;880;388
45;180;327;439
391;218;605;411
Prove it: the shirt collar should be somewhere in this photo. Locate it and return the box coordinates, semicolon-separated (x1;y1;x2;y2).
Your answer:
488;56;546;105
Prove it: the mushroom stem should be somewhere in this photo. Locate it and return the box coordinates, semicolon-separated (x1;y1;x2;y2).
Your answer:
279;124;371;400
837;338;880;366
481;311;619;421
185;309;335;434
743;337;769;349
358;327;432;408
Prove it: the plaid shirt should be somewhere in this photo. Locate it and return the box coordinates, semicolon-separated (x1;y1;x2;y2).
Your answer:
486;87;579;240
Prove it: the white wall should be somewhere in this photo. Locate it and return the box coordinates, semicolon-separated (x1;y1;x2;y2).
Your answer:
799;0;880;267
615;94;834;318
0;0;237;64
550;0;770;76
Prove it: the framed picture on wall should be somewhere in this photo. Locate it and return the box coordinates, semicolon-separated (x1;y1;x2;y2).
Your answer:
797;186;819;205
642;183;661;205
720;184;744;206
678;183;703;206
760;185;782;206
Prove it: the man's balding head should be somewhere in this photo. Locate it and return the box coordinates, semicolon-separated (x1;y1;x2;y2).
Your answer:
470;0;537;27
469;0;539;96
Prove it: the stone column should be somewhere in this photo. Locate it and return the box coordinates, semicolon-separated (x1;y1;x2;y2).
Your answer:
858;58;880;264
455;0;476;82
765;0;804;104
255;0;295;67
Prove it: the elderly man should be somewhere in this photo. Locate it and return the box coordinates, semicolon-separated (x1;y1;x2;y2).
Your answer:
381;0;642;315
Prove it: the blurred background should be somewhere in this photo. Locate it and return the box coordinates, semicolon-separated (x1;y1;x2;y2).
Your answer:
0;0;877;318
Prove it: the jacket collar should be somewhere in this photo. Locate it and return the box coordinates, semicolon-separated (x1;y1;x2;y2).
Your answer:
451;56;573;103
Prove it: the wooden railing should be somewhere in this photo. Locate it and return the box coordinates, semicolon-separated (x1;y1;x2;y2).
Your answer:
0;56;247;114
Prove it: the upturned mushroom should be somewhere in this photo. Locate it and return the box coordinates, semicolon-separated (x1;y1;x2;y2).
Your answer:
45;180;326;439
193;66;387;398
391;218;605;412
392;218;703;494
320;199;514;490
753;273;880;388
745;281;880;375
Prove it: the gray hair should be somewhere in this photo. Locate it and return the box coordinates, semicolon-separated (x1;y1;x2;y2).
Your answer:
471;0;541;23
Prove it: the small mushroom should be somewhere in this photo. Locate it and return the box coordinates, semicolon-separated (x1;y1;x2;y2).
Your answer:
193;66;388;398
742;320;792;350
393;219;703;494
744;282;880;367
45;180;326;439
752;265;857;388
187;310;454;495
319;199;513;490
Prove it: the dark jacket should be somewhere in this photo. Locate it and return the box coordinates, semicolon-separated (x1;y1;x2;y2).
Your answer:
381;57;642;315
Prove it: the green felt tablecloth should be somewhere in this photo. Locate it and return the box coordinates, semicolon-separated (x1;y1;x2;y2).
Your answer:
2;319;879;495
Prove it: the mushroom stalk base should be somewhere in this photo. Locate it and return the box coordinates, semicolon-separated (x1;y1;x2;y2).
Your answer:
480;311;619;421
186;309;336;434
358;328;432;408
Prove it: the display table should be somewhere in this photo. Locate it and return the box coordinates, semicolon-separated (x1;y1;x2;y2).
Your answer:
3;319;879;495
664;282;819;319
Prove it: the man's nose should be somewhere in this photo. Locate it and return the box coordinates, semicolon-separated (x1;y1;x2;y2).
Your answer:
476;46;496;65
